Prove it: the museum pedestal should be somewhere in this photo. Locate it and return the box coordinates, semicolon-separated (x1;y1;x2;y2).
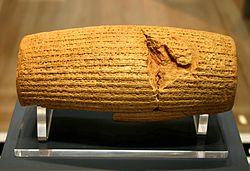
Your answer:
0;101;248;170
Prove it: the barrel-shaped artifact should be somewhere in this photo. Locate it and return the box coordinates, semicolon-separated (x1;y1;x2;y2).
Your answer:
16;26;237;121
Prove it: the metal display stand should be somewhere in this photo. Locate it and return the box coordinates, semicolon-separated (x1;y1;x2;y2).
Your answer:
36;106;209;141
37;106;53;141
14;106;229;159
2;101;248;171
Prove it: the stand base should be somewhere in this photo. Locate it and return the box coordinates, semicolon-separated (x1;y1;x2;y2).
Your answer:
14;107;228;159
36;106;209;141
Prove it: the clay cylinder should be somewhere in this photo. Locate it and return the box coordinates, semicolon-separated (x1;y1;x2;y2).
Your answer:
16;26;237;121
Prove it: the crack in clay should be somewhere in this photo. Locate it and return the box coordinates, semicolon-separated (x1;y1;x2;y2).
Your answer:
142;31;193;111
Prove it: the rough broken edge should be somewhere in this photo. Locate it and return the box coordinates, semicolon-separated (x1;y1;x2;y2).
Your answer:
113;30;197;122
